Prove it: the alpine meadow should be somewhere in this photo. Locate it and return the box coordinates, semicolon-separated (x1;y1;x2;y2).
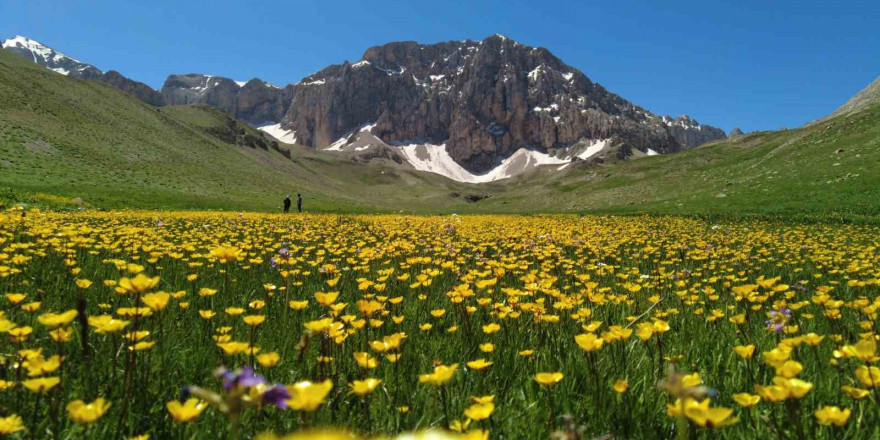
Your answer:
1;2;879;439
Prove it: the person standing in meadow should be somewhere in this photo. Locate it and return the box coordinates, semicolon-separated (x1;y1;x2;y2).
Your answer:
297;193;302;212
283;195;291;213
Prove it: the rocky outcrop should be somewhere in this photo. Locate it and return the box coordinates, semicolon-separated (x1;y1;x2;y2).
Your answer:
281;35;725;172
729;127;744;138
161;74;239;114
661;115;727;149
161;74;294;125
85;70;166;106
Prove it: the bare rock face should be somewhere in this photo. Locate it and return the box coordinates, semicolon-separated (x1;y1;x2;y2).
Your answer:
94;70;166;106
161;74;294;125
661;115;728;149
281;35;725;172
729;127;744;138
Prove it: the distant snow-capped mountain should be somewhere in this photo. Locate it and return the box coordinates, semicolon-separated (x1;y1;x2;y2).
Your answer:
2;35;101;76
2;35;165;106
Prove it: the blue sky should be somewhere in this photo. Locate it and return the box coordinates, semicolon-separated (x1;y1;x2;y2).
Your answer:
2;0;878;132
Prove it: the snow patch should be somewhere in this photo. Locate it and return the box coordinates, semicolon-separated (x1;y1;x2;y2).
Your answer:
646;148;659;156
533;103;559;113
2;35;83;64
301;79;326;86
528;64;545;81
377;65;405;76
576;139;608;160
257;124;297;144
325;136;349;151
235;80;247;87
323;122;376;151
189;75;213;94
394;143;570;184
352;60;370;68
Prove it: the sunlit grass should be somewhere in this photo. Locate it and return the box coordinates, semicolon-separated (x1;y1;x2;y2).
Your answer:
0;210;878;439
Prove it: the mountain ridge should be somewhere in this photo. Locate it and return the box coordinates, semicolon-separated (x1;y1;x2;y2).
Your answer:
3;33;727;174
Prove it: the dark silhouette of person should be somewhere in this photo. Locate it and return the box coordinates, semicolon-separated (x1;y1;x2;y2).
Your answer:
283;195;291;213
297;193;303;213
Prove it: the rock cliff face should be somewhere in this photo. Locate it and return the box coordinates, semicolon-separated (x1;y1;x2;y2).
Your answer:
80;70;166;106
160;74;294;125
661;115;728;149
281;35;726;172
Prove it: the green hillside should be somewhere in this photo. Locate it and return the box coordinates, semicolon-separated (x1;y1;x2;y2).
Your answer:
483;100;880;217
1;48;878;217
0;50;484;212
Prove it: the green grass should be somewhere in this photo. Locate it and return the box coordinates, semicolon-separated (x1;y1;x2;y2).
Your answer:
476;104;880;216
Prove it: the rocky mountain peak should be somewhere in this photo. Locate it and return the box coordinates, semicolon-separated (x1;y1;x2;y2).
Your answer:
2;35;164;105
2;35;101;76
281;34;727;172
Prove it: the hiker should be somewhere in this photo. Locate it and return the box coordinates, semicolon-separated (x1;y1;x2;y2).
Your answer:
283;195;291;213
297;193;303;212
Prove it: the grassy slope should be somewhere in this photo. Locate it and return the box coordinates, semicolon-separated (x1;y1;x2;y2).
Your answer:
473;101;880;217
1;48;877;216
0;50;473;212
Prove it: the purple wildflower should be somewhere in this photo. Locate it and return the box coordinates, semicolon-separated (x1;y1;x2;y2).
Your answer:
261;384;292;409
766;308;792;333
219;366;266;391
